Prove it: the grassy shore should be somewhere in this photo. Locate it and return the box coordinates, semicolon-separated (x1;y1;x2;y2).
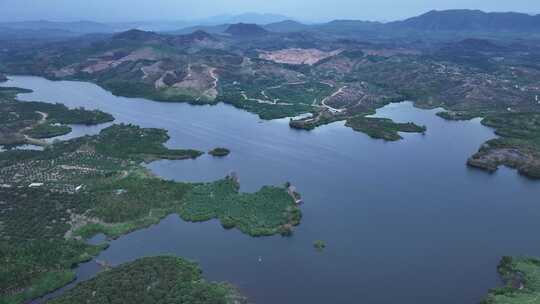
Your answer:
481;256;540;304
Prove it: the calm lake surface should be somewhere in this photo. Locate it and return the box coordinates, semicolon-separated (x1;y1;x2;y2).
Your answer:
3;75;540;304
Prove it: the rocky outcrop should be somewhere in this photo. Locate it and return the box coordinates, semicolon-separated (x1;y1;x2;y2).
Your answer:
467;142;540;179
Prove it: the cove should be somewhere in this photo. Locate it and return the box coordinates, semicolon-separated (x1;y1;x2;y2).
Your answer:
3;75;540;304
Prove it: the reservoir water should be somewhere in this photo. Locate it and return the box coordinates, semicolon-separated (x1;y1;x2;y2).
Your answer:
3;75;540;304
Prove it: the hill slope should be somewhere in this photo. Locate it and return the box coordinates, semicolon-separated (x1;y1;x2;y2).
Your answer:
391;9;540;32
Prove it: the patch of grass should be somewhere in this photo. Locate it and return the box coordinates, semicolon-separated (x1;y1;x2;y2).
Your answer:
482;112;540;141
437;110;486;121
265;81;334;105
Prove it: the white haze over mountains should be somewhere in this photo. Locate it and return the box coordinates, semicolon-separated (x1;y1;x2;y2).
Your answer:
0;13;294;34
1;0;539;23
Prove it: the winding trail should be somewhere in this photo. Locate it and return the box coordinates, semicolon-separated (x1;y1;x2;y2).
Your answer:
21;111;49;146
209;68;218;90
321;86;347;113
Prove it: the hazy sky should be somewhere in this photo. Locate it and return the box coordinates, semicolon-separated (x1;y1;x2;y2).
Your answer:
1;0;539;22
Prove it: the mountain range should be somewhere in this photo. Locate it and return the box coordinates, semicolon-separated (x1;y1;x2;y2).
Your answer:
175;10;540;38
2;10;540;40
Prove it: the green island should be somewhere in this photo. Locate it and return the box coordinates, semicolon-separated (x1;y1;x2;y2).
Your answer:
48;256;246;304
344;116;426;141
0;95;302;303
313;240;326;251
481;256;540;304
209;147;231;157
0;87;114;148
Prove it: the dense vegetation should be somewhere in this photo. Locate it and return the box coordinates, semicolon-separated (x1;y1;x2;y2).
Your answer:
0;118;301;303
179;179;301;236
49;256;246;304
481;256;540;304
0;187;107;304
345;116;426;141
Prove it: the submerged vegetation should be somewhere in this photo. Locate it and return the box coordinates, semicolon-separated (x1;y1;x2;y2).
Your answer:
49;256;246;304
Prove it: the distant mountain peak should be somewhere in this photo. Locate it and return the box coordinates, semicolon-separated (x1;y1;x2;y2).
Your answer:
224;23;269;36
394;9;540;32
112;29;160;41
